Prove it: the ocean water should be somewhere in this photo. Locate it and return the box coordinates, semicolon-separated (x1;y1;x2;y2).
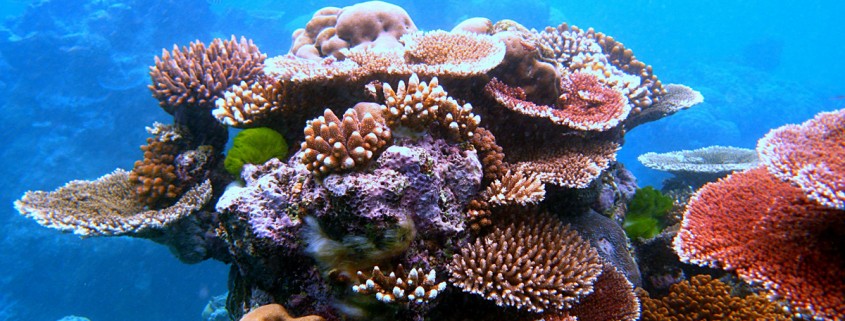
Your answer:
0;0;842;320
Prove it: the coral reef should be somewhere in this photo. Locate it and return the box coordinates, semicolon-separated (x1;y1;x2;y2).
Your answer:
12;1;709;320
638;275;790;321
622;186;673;240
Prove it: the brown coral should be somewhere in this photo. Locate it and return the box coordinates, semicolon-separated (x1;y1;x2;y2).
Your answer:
402;30;506;76
624;84;703;129
14;170;211;236
449;212;602;313
469;127;506;184
149;36;265;114
352;265;447;304
507;137;619;188
486;170;545;207
239;303;325;321
129;123;185;208
300;103;392;177
638;275;790;321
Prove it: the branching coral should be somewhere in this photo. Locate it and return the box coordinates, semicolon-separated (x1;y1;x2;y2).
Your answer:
485;170;545;207
300;103;393;177
506;137;620;189
15;170;211;236
449;212;602;313
757;108;845;209
352;265;447;304
638;275;790;321
129;123;185;208
378;74;480;141
149;36;265;114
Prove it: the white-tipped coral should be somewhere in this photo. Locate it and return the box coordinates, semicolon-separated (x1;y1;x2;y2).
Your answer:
352;265;447;304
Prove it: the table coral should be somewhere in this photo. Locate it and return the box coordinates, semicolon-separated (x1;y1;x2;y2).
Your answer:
757;108;845;209
637;145;759;188
15;170;211;236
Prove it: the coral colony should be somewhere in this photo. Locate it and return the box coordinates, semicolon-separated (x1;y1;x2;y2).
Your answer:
13;1;844;320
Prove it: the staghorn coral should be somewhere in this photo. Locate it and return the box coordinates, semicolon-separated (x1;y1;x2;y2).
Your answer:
757;108;845;209
638;275;790;321
566;264;640;321
449;212;603;313
379;74;480;141
674;167;845;320
14;170;211;236
485;170;545;207
129;123;185;208
240;303;325;321
300;103;393;177
352;265;447;304
149;35;265;114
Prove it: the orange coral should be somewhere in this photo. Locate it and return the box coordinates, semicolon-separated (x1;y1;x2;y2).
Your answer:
149;36;265;114
674;167;845;320
469;127;506;184
638;275;790;321
506;137;619;188
352;265;447;303
129;124;185;208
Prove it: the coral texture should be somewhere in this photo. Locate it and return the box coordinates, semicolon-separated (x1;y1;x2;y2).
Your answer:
485;170;545;207
637;145;758;178
449;212;602;313
757;108;845;209
149;36;265;113
129;123;185;208
566;264;640;321
674;167;844;320
638;275;790;321
15;170;211;236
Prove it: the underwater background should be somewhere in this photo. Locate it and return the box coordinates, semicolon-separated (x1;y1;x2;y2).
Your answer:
0;0;843;320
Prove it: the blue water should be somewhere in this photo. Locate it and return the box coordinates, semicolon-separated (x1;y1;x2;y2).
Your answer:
0;0;842;320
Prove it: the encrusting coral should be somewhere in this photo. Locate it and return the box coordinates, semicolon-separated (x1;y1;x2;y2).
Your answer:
638;275;790;321
14;1;711;320
449;212;603;313
240;303;325;321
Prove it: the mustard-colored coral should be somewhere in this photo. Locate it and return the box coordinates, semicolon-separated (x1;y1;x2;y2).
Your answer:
129;123;185;208
352;265;447;304
239;303;325;321
638;275;790;321
14;170;211;236
449;212;603;313
300;103;392;177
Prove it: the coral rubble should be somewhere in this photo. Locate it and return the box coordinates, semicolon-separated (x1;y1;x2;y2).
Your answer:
14;1;710;320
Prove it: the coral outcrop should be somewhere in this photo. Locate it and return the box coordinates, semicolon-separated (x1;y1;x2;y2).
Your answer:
14;1;709;320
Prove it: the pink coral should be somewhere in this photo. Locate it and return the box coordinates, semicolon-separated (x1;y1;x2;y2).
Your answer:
674;167;845;320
